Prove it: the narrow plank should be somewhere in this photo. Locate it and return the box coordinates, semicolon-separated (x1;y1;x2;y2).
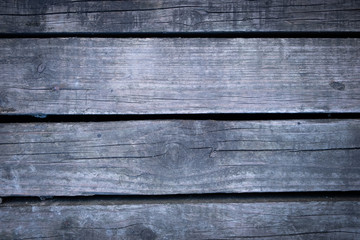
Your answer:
1;120;359;196
0;38;359;114
1;0;359;33
0;200;359;239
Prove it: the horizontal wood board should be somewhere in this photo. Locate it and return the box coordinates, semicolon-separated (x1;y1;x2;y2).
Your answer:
1;38;359;114
0;200;359;239
1;1;359;238
1;120;359;196
0;0;359;33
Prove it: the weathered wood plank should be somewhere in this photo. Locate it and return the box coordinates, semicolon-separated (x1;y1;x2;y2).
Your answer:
0;200;359;239
0;38;359;114
1;0;359;33
1;120;359;196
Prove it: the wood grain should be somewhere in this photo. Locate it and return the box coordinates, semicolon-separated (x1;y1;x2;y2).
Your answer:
0;38;359;114
0;0;359;33
0;200;359;239
1;120;359;196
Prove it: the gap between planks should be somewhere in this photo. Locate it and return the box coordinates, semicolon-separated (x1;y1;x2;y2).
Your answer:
1;113;360;123
1;32;360;39
1;192;360;207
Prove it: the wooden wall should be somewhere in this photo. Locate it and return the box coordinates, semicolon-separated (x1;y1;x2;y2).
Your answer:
0;1;359;239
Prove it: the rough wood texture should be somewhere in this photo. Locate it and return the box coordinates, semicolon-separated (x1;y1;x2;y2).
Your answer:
1;38;359;114
0;200;359;239
1;0;359;33
1;120;359;196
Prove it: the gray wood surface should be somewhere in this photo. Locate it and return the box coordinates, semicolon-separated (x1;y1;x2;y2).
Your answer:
0;200;359;239
1;120;359;196
1;38;359;114
1;0;359;33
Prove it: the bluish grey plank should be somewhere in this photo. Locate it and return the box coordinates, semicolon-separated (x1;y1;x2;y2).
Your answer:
1;119;359;196
0;38;359;114
0;0;359;33
0;200;359;239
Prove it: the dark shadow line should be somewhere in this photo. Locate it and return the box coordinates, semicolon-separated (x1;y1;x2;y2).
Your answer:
1;191;360;206
0;113;360;123
0;31;359;38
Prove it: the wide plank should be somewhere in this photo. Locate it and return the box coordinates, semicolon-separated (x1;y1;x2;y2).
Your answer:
1;120;359;196
0;0;359;33
0;38;359;114
0;200;359;239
